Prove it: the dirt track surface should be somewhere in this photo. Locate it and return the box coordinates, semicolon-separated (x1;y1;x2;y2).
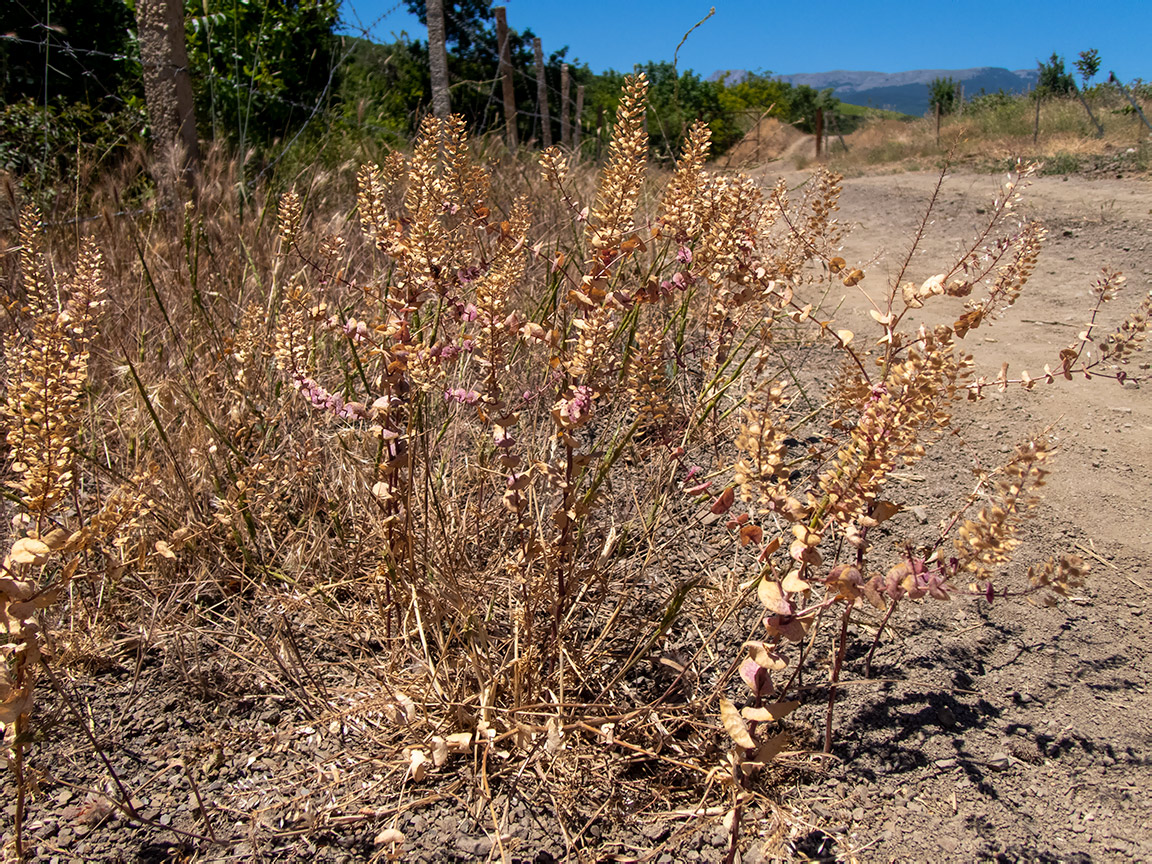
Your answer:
767;168;1152;862
6;170;1151;863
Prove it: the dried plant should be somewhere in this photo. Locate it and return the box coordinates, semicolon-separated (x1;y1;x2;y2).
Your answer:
1;79;1148;863
1;211;128;859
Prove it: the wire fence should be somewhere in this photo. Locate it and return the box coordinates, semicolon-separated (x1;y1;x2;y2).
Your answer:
2;0;604;216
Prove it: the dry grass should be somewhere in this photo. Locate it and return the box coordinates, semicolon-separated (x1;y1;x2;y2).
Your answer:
1;76;1149;860
808;91;1152;175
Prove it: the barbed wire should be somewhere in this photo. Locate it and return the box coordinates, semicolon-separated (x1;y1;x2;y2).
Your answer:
4;0;594;200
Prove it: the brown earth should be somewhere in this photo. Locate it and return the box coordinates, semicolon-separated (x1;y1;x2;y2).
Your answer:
720;118;806;169
757;167;1152;862
4;168;1150;863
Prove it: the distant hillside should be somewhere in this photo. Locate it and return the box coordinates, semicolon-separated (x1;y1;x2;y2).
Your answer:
713;68;1040;116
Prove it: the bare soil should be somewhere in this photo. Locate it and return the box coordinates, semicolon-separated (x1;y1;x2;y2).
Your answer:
4;168;1150;863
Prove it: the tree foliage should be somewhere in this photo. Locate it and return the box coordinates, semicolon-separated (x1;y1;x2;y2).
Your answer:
929;77;959;115
1075;49;1101;89
404;0;495;57
788;85;838;134
0;0;138;107
1037;53;1075;96
185;0;340;144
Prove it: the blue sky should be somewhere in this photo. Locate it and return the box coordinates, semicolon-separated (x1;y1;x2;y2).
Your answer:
339;0;1151;84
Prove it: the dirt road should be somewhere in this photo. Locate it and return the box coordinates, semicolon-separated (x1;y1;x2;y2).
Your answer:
763;168;1152;862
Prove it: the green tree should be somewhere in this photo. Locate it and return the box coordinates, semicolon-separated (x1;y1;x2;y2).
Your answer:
335;36;430;149
788;85;838;134
0;0;138;106
1037;53;1075;95
1075;49;1101;89
714;71;794;147
929;76;959;115
185;0;340;145
404;0;494;58
0;0;146;195
632;62;723;159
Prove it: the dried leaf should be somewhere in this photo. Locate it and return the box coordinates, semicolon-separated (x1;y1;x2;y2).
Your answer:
789;537;822;565
430;736;449;767
374;828;406;846
757;579;792;616
835;329;854;346
719;698;755;749
871;500;901;523
781;570;810;593
10;538;50;566
739;524;763;546
755;731;789;763
0;578;34;602
711;486;736;515
744;641;788;671
445;732;473;753
408;748;428;782
740;700;800;723
154;540;176;560
739;658;773;698
869;308;893;325
765;613;813;642
545;718;563;755
757;535;782;562
0;687;33;724
40;528;69;551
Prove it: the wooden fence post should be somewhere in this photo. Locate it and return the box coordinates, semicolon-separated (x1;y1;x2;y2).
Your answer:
595;105;605;160
814;108;823;159
574;84;585;152
1033;89;1041;145
560;63;571;147
533;37;550;147
495;6;517;149
1110;72;1152;133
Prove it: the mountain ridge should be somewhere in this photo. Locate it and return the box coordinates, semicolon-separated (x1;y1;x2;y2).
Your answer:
712;67;1040;116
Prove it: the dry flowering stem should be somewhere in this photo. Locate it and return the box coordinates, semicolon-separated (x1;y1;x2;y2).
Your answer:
716;160;1145;761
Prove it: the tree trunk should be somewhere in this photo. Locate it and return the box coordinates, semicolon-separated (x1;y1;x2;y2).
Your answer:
495;6;517;149
533;37;550;147
135;0;198;190
427;0;450;119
